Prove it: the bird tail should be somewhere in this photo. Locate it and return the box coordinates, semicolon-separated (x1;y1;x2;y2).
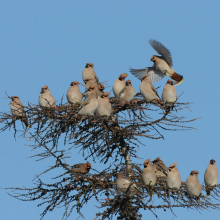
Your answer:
22;118;29;127
206;189;211;196
171;72;184;86
165;106;171;115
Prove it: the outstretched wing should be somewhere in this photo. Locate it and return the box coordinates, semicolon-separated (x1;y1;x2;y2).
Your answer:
148;39;173;67
130;67;164;83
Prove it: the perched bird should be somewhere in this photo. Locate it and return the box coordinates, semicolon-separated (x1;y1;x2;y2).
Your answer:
39;85;56;107
97;83;105;97
130;39;184;85
162;80;177;105
166;163;181;189
152;157;168;179
84;83;105;98
142;159;156;186
82;63;98;83
10;96;28;127
117;172;138;197
66;81;83;104
78;90;98;115
204;159;218;196
66;162;91;175
118;80;135;103
112;73;128;96
84;78;97;90
186;170;202;197
96;92;112;116
140;75;161;102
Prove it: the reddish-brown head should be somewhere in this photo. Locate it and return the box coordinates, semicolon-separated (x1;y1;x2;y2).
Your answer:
42;85;48;90
99;84;105;91
125;80;131;86
41;85;49;93
101;92;110;99
86;162;91;169
190;170;199;176
89;85;96;91
150;55;157;62
169;163;178;172
12;96;20;101
167;80;173;84
85;63;94;68
143;159;152;168
210;159;216;165
71;81;79;86
119;73;128;81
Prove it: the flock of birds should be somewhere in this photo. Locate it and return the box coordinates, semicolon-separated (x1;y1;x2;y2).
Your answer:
10;39;183;127
62;157;218;198
9;39;216;199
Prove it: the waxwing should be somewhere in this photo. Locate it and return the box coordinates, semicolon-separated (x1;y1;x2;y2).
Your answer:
162;80;177;105
152;157;168;179
39;85;56;107
142;159;156;186
117;172;138;197
97;83;105;97
186;170;202;197
78;89;98;115
66;81;83;104
84;83;105;98
204;159;218;196
66;162;91;175
112;73;128;97
84;78;97;90
96;92;112;116
82;63;98;83
166;163;181;189
118;80;135;103
130;39;184;85
140;75;161;102
10;96;28;127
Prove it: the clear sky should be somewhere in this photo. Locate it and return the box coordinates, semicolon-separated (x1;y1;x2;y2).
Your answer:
0;1;220;219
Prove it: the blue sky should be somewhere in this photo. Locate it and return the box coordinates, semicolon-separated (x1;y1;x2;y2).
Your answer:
0;1;220;219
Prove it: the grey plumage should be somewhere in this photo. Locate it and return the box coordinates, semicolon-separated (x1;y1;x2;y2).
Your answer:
152;157;168;179
148;39;173;67
166;163;181;189
66;81;83;104
117;172;138;197
204;159;218;196
130;39;184;85
162;80;177;105
78;91;98;115
82;63;98;82
186;170;202;197
140;75;160;102
39;85;56;107
10;96;28;127
118;80;135;103
96;92;112;116
142;159;156;186
112;73;128;96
